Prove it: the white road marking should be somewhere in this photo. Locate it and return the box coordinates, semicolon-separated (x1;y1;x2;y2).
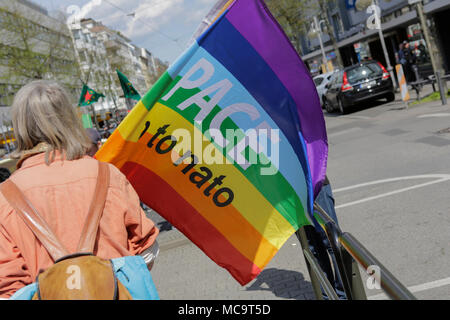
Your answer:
334;174;450;209
368;277;450;300
418;113;450;119
334;175;450;298
341;115;371;120
328;127;361;138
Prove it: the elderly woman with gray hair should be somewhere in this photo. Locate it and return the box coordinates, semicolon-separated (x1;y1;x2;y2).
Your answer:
0;80;159;299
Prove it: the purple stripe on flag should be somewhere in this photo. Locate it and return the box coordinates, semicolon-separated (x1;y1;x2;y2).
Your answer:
226;0;328;197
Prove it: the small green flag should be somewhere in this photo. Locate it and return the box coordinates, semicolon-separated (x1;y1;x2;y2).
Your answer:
116;69;141;101
81;113;93;129
78;84;105;107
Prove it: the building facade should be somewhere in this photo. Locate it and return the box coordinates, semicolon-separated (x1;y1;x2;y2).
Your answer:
0;0;79;115
301;0;450;78
70;18;168;120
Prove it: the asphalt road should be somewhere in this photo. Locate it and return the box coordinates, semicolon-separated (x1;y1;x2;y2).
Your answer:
149;91;450;300
325;96;450;300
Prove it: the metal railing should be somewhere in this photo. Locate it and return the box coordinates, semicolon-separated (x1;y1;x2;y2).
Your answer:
409;71;449;104
297;203;416;300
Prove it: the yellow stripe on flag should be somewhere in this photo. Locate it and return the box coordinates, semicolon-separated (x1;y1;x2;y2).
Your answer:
99;102;297;249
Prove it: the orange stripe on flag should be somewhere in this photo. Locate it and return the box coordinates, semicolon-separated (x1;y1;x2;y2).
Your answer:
97;131;280;270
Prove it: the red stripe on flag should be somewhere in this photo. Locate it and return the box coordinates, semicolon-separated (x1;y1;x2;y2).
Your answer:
122;161;262;285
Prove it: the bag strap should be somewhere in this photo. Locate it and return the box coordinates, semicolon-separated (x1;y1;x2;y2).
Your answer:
0;161;110;261
0;180;69;261
76;161;109;253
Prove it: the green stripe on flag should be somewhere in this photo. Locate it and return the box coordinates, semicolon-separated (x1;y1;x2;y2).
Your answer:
141;72;174;111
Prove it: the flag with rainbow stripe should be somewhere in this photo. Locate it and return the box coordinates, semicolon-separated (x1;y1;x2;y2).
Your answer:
96;0;328;285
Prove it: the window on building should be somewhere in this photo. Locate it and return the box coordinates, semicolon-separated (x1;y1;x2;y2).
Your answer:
332;13;344;34
73;30;81;40
79;52;87;63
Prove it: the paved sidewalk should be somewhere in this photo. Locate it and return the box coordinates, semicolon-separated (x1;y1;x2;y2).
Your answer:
145;210;316;300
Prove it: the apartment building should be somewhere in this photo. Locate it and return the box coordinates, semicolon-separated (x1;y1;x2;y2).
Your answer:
70;18;123;117
70;18;168;116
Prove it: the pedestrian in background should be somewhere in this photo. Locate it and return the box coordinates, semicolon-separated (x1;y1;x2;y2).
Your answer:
0;80;159;298
85;128;102;157
0;167;10;183
397;43;406;66
402;41;417;83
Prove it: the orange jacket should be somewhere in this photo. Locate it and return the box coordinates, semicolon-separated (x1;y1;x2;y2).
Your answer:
0;152;159;298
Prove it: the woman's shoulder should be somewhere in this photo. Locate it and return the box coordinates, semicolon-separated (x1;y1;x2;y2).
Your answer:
0;182;16;223
92;159;130;189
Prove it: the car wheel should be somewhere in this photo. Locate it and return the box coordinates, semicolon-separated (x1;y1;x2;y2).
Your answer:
386;92;395;103
338;98;346;115
324;98;334;113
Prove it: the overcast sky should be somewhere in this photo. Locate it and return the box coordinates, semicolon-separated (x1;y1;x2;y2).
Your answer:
36;0;217;64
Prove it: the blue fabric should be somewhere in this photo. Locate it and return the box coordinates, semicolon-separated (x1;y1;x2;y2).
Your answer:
312;183;347;300
112;256;159;300
10;256;159;300
313;184;339;238
9;282;37;300
296;182;347;300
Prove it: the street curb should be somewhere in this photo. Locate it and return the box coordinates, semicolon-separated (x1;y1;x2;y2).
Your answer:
159;237;191;252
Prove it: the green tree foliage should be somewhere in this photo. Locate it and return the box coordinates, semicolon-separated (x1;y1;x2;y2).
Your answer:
266;0;345;68
312;0;344;67
264;0;309;56
0;1;78;85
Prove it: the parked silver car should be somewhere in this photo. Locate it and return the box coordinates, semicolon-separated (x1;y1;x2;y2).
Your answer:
313;71;339;108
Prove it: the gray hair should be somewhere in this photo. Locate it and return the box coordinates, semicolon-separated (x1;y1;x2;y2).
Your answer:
11;80;92;163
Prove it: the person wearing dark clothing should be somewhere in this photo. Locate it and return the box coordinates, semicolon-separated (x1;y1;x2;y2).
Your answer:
0;168;11;183
417;43;429;64
402;41;417;83
85;128;102;157
397;43;406;65
296;176;347;299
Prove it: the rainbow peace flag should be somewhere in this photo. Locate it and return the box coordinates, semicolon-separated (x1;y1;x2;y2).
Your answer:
96;0;328;285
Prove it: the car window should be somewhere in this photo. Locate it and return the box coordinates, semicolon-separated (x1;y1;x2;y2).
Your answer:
346;63;382;84
329;74;337;85
330;72;341;86
314;77;324;86
337;71;344;84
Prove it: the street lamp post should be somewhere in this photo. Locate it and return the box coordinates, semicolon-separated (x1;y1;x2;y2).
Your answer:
375;0;396;88
312;16;328;73
356;0;397;89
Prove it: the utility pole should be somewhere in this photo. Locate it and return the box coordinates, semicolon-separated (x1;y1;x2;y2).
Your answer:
412;0;447;104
